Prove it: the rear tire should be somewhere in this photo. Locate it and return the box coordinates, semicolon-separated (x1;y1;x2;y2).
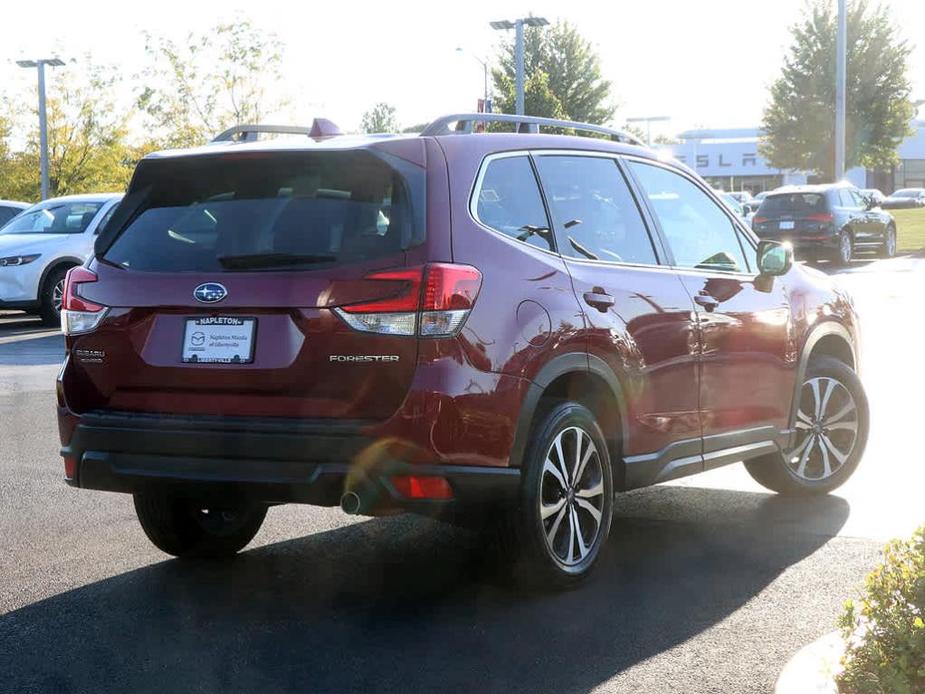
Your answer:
133;490;267;558
832;231;853;266
878;224;897;258
497;401;613;590
39;266;69;327
744;356;868;496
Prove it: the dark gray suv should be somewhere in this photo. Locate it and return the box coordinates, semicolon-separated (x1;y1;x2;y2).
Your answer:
752;184;896;264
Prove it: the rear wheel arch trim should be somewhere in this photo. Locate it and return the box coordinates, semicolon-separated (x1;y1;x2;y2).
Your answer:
508;352;629;470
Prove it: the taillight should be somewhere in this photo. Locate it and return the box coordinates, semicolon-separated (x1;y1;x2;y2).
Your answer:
806;213;834;223
61;267;108;335
334;263;482;338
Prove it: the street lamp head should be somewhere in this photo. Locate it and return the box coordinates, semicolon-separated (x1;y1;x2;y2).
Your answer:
46;58;66;67
16;60;37;68
16;58;66;68
522;17;549;27
489;20;515;30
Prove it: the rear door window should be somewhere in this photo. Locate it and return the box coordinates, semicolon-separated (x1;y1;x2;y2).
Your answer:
102;151;424;272
533;154;658;265
474;155;554;252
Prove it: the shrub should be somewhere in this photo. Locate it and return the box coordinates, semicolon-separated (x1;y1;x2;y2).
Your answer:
837;524;925;693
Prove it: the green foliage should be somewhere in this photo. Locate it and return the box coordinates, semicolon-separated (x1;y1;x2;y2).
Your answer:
0;57;135;201
837;524;925;693
761;0;914;179
491;20;616;123
137;19;285;148
360;103;399;133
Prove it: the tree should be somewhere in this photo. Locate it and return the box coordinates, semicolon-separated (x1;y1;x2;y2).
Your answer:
491;20;616;123
360;103;399;133
0;57;135;201
760;0;914;179
137;20;285;148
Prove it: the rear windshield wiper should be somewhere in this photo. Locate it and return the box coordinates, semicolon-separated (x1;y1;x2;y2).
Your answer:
217;253;337;269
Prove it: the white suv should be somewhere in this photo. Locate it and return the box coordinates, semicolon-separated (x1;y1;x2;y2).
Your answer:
0;194;122;325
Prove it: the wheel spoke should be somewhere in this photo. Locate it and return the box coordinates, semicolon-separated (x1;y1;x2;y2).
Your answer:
818;438;833;478
795;409;814;430
824;400;856;425
566;508;576;563
541;497;566;520
576;480;603;499
571;506;588;560
553;435;570;487
543;458;567;491
795;435;815;478
572;429;585;483
810;379;823;418
821;434;849;466
574;441;596;488
547;504;568;546
826;420;858;433
818;379;836;418
576;497;602;526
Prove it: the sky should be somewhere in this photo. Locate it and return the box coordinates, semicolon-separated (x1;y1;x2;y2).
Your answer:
2;0;924;139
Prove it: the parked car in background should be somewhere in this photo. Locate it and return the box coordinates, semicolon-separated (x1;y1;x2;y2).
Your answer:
717;191;748;219
0;193;123;324
0;200;30;226
881;188;925;209
745;190;770;214
860;188;886;206
752;183;895;264
56;114;868;589
725;191;754;209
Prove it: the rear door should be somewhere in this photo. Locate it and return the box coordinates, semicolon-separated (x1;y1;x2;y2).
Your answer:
625;159;795;462
532;152;702;472
74;147;431;420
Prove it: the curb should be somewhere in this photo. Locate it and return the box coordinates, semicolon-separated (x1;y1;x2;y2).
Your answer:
775;631;844;694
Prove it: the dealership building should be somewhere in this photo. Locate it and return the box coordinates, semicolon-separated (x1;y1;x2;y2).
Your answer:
664;117;925;195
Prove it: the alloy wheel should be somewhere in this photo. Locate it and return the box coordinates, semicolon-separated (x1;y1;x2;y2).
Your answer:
540;426;606;566
788;376;859;481
840;234;852;264
52;279;65;314
886;228;897;256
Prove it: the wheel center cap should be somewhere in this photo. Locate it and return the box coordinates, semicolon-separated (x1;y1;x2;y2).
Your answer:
567;489;576;504
812;423;824;435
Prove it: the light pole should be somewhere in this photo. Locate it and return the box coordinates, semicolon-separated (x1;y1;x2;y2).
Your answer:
490;16;549;116
17;57;65;200
456;47;491;112
626;116;671;147
835;0;847;181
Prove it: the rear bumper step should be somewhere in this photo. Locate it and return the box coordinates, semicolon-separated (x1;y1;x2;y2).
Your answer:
62;410;521;511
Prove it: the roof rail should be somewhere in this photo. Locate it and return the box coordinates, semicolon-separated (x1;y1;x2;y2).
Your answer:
211;118;342;143
420;113;645;146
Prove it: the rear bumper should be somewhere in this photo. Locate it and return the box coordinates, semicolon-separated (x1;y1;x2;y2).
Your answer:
756;233;839;254
60;410;520;512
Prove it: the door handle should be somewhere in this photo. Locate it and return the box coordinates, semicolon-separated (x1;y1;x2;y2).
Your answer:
694;295;719;312
583;290;615;312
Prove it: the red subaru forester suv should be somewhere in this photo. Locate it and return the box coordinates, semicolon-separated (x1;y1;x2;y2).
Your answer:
57;114;868;588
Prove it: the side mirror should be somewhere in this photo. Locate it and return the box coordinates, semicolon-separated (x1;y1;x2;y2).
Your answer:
757;240;793;277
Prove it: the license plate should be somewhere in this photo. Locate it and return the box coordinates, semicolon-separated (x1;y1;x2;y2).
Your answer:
779;220;795;230
182;317;256;364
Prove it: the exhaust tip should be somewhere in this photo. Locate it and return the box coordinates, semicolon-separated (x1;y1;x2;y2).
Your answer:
340;491;362;515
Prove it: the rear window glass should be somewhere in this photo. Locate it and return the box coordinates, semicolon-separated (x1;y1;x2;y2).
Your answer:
102;151;424;272
0;202;102;235
757;193;827;216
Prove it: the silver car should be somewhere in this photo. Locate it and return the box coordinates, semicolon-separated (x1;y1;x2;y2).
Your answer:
0;194;123;325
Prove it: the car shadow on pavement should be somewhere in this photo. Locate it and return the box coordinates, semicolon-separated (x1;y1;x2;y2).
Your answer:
0;486;849;694
0;333;64;366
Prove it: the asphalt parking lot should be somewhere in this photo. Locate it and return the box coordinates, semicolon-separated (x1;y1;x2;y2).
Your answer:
0;256;922;694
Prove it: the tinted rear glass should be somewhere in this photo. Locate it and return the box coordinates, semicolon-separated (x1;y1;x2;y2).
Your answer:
102;151;424;272
757;193;827;216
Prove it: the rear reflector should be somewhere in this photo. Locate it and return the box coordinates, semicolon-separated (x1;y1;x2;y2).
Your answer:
805;213;834;223
63;456;77;480
391;475;454;500
334;264;482;338
61;267;109;336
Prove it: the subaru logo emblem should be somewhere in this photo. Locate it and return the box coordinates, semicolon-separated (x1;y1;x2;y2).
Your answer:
193;282;227;303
